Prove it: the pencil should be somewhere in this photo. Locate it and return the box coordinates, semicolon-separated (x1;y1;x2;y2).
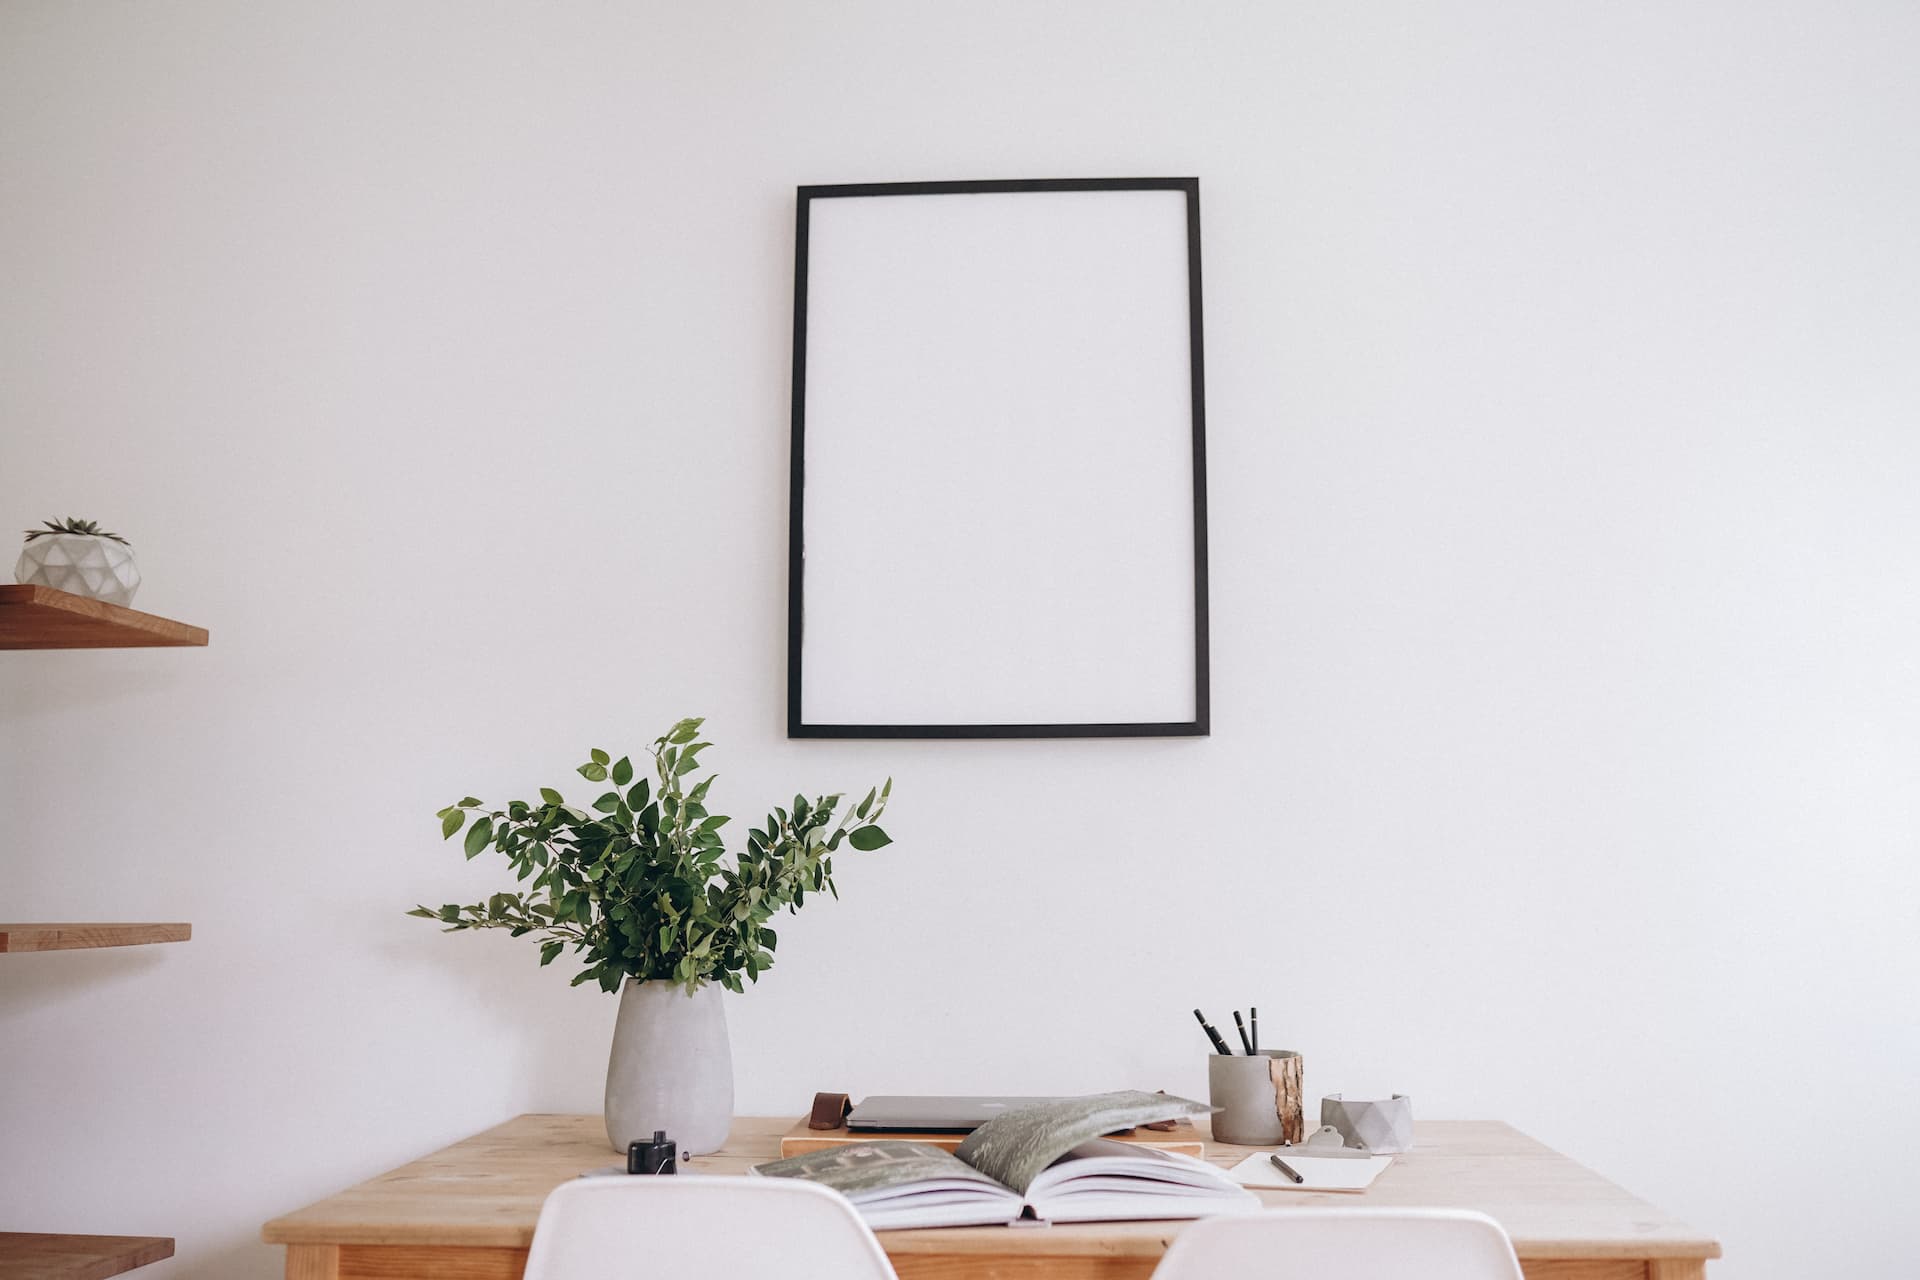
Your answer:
1193;1008;1233;1055
1232;1010;1254;1055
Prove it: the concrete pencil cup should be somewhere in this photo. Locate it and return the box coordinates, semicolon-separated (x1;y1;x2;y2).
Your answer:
1207;1050;1304;1146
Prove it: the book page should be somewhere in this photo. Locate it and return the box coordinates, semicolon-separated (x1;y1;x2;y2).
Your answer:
1027;1140;1261;1223
1027;1139;1238;1195
756;1140;1006;1199
953;1091;1214;1195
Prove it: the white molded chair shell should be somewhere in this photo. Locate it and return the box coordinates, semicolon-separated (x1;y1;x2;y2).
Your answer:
1152;1208;1525;1280
522;1175;898;1280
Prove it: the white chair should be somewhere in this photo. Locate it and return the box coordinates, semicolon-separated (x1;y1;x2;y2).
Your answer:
1151;1208;1525;1280
521;1175;898;1280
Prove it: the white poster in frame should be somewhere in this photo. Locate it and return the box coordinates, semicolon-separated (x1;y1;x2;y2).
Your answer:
788;178;1209;738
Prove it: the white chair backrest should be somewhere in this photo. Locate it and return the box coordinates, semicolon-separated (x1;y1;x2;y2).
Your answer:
1152;1208;1525;1280
522;1175;897;1280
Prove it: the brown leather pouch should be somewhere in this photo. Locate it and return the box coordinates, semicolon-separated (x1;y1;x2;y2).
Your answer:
808;1091;853;1130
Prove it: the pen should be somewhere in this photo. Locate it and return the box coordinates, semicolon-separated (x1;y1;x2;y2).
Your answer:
1193;1008;1233;1055
1269;1154;1304;1184
1232;1010;1254;1056
1250;1006;1258;1053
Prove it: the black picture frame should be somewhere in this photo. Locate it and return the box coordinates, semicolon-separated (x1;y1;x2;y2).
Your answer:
787;177;1210;739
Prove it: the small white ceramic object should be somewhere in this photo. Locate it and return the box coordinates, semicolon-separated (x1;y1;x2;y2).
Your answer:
604;979;734;1156
1320;1093;1415;1154
15;533;141;606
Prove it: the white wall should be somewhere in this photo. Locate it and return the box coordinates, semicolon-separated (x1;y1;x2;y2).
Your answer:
3;2;1916;1276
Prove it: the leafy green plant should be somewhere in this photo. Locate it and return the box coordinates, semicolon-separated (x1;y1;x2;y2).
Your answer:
410;718;893;994
23;517;129;545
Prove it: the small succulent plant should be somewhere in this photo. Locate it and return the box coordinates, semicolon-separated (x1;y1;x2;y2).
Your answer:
22;517;130;546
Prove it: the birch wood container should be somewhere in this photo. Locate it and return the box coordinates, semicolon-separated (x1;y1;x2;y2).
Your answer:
1207;1049;1304;1145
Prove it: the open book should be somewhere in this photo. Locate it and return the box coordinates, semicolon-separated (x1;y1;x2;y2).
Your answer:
753;1091;1261;1230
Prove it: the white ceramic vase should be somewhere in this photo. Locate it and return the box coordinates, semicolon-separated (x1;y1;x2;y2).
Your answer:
604;979;733;1156
15;533;141;605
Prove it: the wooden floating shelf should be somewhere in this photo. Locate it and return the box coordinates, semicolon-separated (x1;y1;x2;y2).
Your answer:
0;923;192;954
0;1233;174;1280
0;585;208;650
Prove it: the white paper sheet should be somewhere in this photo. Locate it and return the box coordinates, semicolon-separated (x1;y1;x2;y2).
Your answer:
1226;1150;1395;1193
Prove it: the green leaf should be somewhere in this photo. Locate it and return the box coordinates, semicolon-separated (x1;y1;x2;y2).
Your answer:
417;721;888;998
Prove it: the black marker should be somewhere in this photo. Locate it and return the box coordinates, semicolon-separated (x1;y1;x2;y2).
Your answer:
1193;1008;1233;1055
1232;1010;1254;1056
1250;1006;1258;1053
1269;1154;1304;1184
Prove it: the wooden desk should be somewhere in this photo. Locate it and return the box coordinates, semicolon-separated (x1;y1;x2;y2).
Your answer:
262;1115;1719;1280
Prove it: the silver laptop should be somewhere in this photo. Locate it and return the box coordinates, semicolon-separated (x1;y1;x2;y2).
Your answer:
844;1095;1060;1133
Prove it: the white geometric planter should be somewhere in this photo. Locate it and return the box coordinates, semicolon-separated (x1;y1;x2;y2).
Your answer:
15;534;141;606
1320;1093;1415;1154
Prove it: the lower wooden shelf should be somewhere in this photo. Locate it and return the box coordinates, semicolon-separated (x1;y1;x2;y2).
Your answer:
0;924;191;954
0;1234;174;1280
